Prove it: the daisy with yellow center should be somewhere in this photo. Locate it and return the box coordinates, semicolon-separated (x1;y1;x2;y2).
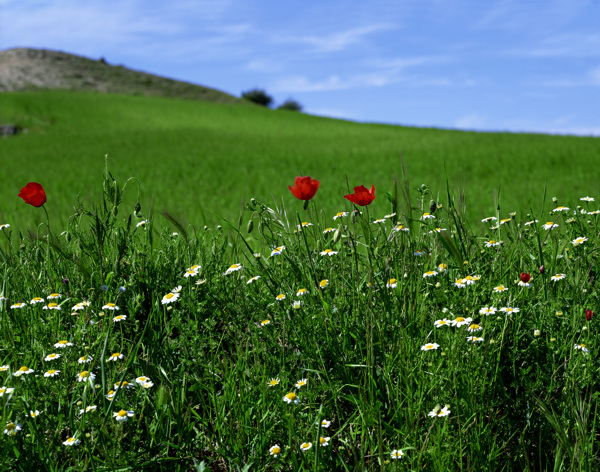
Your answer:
270;247;285;257
451;317;472;327
113;409;134;422
10;302;26;309
500;307;520;314
387;278;397;288
44;370;60;377
102;303;119;310
45;353;61;361
161;292;180;304
479;307;497;316
297;288;308;296
373;218;386;224
552;206;569;212
47;293;61;299
333;212;348;220
260;320;271;327
106;390;116;400
434;319;451;328
107;353;124;362
225;263;242;274
481;216;497;223
135;376;151;384
467;324;482;332
323;227;336;234
4;422;21;436
113;315;127;322
581;196;595;202
394;224;409;232
114;381;132;389
43;303;61;310
572;237;588;246
295;379;307;388
77;371;95;383
428;406;451;417
423;271;438;278
467;336;484;343
78;355;92;364
320;249;338;256
438;263;447;272
493;285;508;293
320;279;329;288
421;213;436;220
551;274;566;281
298;222;313;229
319;436;330;446
421;343;440;351
247;276;261;284
276;294;286;301
269;445;281;457
30;410;42;418
268;378;280;387
485;240;501;247
300;442;312;451
453;279;466;288
574;344;589;352
63;437;80;446
30;297;45;304
390;450;404;459
13;366;34;376
542;222;558;230
0;387;15;396
283;392;299;404
183;269;198;278
0;365;8;371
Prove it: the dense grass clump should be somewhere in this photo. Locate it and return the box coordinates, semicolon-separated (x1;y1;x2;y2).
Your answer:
0;164;599;471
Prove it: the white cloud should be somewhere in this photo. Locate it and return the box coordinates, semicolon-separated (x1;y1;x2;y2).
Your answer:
274;23;396;53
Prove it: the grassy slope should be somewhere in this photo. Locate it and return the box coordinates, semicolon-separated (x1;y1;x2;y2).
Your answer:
1;90;599;233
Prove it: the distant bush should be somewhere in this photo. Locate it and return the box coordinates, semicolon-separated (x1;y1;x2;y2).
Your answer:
277;99;302;112
241;88;273;107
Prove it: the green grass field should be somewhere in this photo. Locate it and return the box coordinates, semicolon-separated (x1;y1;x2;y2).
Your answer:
1;90;599;235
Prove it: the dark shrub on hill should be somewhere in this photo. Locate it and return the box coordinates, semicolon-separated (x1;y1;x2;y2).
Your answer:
241;88;273;107
277;99;302;112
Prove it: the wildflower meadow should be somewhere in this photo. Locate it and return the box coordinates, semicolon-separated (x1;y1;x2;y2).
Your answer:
0;162;599;471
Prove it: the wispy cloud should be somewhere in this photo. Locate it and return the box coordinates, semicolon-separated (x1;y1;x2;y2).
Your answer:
274;23;396;53
454;113;487;130
541;65;600;87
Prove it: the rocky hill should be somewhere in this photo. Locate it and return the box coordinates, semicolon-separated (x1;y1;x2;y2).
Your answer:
0;48;243;104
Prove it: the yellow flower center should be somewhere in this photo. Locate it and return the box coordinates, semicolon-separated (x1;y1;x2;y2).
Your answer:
320;280;328;287
107;303;115;307
470;324;480;330
269;379;279;386
18;366;28;372
285;392;297;401
48;370;56;374
117;410;127;417
6;423;15;431
166;293;174;299
455;317;465;322
80;371;89;378
272;446;281;454
389;279;397;284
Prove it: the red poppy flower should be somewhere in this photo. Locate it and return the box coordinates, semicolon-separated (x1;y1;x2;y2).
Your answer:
18;182;46;207
344;185;376;206
520;272;531;283
586;309;593;321
288;176;320;201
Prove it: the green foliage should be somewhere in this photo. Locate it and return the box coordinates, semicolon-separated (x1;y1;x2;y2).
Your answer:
277;99;302;112
241;88;273;107
1;91;599;237
0;165;599;470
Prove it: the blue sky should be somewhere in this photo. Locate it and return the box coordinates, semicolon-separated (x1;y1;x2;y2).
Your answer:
1;0;599;135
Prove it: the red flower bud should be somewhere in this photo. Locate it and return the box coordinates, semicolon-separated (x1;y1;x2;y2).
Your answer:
344;185;376;206
18;182;46;207
520;272;531;283
539;265;544;274
288;176;320;201
586;309;593;321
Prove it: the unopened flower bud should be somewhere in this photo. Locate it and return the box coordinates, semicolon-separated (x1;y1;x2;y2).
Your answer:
247;220;254;234
429;200;437;214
